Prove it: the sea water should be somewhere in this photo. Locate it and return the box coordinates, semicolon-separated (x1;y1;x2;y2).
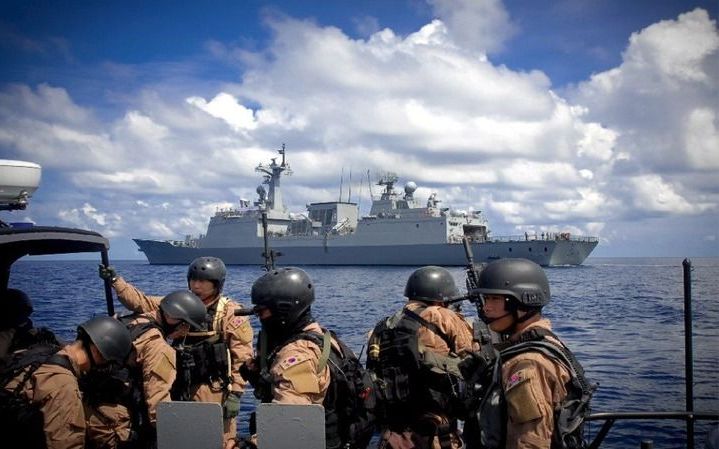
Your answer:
8;257;719;448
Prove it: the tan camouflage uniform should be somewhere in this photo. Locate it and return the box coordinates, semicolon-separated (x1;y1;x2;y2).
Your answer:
4;347;85;449
84;312;175;449
378;300;477;449
112;277;254;446
502;318;570;449
267;321;332;404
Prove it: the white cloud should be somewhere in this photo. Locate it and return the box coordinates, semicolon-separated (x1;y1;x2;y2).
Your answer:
628;174;709;214
187;92;257;131
57;202;123;236
568;8;719;179
685;107;719;169
122;111;169;141
428;0;517;54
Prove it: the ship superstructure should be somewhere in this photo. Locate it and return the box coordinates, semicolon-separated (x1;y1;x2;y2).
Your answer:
134;149;598;266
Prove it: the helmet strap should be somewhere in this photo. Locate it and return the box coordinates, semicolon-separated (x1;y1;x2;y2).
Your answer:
515;308;540;324
80;334;97;373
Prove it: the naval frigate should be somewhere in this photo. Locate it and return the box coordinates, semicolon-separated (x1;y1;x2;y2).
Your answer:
134;148;598;266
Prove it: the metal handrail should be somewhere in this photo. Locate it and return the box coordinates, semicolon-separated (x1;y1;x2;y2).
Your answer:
584;259;718;449
586;411;719;449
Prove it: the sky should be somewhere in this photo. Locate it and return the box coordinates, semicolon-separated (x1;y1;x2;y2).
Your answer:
0;0;717;260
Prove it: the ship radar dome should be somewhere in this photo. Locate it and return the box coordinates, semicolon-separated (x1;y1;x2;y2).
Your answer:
404;182;417;195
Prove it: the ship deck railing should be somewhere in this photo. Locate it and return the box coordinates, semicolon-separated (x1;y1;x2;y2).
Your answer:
485;233;599;243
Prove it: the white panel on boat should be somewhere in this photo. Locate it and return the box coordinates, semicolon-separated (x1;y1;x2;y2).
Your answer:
256;403;326;449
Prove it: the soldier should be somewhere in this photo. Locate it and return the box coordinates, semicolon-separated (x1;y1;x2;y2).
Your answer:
83;290;207;449
240;266;374;449
1;315;132;449
0;288;59;359
366;266;476;449
472;258;591;449
99;257;253;449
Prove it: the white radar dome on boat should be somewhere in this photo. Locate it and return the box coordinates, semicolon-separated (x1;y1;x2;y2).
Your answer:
404;182;417;195
0;160;42;207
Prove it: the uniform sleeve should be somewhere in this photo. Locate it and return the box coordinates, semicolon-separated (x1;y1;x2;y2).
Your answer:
137;332;177;425
270;342;329;405
222;300;255;394
416;306;474;355
113;277;163;313
503;356;568;449
38;374;86;449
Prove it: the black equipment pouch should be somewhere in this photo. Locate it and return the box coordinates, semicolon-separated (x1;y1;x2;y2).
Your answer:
80;365;134;406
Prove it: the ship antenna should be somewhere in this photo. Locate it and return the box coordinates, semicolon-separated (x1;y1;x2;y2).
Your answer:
348;169;352;203
338;167;344;203
367;170;374;200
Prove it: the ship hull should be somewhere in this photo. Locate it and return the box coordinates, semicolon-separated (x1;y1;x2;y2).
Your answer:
133;238;598;267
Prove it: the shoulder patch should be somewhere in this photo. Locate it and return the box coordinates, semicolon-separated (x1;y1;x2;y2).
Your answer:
152;350;176;383
505;367;543;424
281;359;320;394
279;353;310;370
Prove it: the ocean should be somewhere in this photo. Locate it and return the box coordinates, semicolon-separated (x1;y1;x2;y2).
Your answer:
7;257;719;448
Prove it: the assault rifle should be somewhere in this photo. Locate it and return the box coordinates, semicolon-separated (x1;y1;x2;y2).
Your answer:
446;238;500;410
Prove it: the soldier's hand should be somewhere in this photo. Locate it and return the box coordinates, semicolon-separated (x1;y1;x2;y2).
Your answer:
98;264;117;282
224;392;242;419
239;360;260;385
458;351;488;380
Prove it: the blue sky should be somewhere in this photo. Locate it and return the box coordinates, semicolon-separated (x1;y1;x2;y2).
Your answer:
1;0;717;259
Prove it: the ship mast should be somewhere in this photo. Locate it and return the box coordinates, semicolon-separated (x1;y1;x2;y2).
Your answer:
255;144;292;213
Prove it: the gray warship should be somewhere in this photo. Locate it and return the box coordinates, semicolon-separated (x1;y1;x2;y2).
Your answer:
134;148;598;266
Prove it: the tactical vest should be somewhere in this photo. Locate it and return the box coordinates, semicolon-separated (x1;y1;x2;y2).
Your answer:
366;305;467;430
172;297;231;400
0;343;71;449
254;329;377;449
464;328;596;449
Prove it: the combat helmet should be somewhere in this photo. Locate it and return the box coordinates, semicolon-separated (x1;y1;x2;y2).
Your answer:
404;266;459;303
476;258;550;309
77;316;133;363
187;256;227;293
251;267;314;326
0;288;34;327
160;290;207;330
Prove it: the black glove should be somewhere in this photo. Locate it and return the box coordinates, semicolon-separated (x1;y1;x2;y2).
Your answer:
98;264;118;282
239;360;260;385
458;350;491;381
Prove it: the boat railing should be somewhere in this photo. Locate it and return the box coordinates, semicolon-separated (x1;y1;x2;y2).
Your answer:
586;411;718;449
585;259;718;449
